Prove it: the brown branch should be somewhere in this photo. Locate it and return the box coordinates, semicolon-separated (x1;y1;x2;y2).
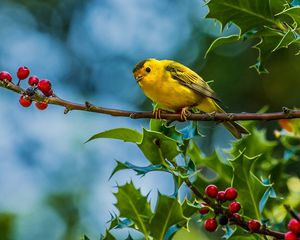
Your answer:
1;80;300;122
284;204;300;223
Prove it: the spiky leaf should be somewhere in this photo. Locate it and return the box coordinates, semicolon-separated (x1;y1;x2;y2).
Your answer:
114;182;152;237
230;152;271;219
205;35;240;57
149;194;186;240
206;0;285;34
138;129;181;164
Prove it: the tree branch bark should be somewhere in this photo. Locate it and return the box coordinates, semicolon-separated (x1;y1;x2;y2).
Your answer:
1;80;300;123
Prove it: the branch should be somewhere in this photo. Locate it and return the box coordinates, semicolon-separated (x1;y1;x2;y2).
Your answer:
1;80;300;122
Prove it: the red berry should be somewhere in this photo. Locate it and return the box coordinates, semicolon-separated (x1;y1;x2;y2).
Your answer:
19;96;32;107
204;218;218;232
248;219;261;232
28;76;39;86
229;201;241;213
224;187;238;201
217;191;226;202
37;79;52;94
43;89;53;97
288;218;300;235
285;231;298;240
17;66;30;80
0;71;12;81
199;202;209;215
35;102;48;110
205;184;218;198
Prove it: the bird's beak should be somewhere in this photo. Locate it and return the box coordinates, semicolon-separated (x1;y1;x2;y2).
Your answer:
135;76;143;83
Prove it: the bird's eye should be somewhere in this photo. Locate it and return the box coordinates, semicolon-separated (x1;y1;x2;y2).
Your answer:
145;67;151;73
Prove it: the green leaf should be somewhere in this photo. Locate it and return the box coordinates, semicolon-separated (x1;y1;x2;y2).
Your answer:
181;199;199;218
271;29;296;52
114;182;152;237
108;215;134;230
223;225;234;239
251;28;297;73
150;121;184;143
164;225;181;240
0;213;16;240
138;129;181;165
206;0;285;34
277;6;300;28
187;140;232;184
149;194;186;240
81;235;90;240
230;127;277;158
86;128;142;143
125;234;134;240
205;35;240;58
230;152;271;219
110;160;165;179
101;230;116;240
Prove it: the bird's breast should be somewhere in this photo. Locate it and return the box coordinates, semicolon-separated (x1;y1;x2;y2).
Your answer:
138;75;203;111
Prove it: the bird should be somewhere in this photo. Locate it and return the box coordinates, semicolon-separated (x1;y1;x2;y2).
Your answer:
132;58;248;139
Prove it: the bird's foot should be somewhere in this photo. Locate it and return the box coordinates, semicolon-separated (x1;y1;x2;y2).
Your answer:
179;107;191;121
153;108;162;119
207;111;217;120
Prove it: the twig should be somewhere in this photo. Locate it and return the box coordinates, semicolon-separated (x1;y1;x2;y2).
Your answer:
284;204;300;223
1;80;300;123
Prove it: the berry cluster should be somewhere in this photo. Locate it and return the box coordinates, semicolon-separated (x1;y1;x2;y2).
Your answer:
0;66;53;110
201;184;261;233
285;217;300;240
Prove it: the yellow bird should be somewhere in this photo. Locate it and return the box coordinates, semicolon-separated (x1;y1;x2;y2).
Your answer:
133;58;248;139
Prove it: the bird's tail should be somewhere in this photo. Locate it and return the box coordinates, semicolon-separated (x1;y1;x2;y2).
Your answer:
196;98;249;139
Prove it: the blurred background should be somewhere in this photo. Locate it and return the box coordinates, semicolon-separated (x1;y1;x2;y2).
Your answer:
0;0;299;239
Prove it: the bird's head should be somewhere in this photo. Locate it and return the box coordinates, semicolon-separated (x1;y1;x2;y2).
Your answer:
132;58;158;83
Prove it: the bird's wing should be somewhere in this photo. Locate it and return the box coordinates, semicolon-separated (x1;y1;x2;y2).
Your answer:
165;61;220;101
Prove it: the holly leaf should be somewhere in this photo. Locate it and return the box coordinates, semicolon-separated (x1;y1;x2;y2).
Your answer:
181;198;199;218
206;0;285;34
101;230;116;240
230;152;271;219
230;127;277;159
149;194;186;240
114;182;152;237
277;6;300;28
205;35;240;58
187;140;232;184
86;128;142;143
110;160;165;179
138;129;181;165
251;27;299;73
150;121;184;143
125;234;134;240
259;178;276;213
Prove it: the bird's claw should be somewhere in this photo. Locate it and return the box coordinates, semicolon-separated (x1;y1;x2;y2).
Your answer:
180;107;191;121
153;108;162;119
